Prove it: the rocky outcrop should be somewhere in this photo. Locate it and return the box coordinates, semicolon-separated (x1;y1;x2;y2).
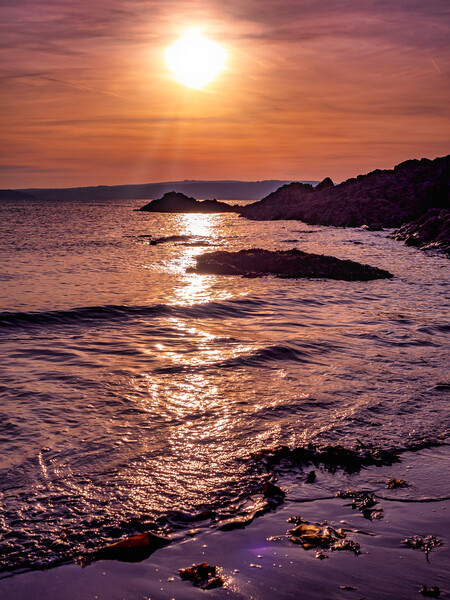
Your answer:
137;191;238;213
239;155;449;228
393;209;450;255
188;248;393;281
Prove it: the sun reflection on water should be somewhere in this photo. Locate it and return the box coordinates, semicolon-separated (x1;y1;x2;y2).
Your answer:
165;213;235;306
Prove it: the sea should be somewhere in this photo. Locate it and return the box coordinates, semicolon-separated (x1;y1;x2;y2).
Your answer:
0;196;449;576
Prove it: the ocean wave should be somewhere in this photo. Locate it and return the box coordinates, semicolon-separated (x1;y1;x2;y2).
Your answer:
0;298;268;330
152;340;336;374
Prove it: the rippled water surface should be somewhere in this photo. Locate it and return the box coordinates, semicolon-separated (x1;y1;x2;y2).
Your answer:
0;197;449;573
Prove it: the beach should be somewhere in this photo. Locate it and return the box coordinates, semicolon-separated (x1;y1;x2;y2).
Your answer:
1;444;449;599
0;197;448;598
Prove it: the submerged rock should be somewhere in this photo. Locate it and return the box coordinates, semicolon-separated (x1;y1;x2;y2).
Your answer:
137;191;237;213
188;248;393;281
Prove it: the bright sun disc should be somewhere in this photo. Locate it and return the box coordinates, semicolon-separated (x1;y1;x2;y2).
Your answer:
165;32;227;89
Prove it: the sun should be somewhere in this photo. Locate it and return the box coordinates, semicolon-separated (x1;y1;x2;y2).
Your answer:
165;32;227;90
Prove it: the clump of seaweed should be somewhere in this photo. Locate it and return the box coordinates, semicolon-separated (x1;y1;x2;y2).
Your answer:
337;490;384;520
386;477;409;489
217;481;285;531
287;517;361;557
402;535;443;561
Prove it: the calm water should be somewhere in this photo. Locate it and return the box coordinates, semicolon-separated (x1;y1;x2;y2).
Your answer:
0;197;449;573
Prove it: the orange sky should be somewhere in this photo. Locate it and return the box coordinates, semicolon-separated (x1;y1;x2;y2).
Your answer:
1;0;449;188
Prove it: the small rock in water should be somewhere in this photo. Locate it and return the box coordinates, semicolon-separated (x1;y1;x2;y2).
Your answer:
264;481;286;500
305;470;316;483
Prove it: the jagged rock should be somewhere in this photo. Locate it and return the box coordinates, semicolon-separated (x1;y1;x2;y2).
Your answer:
188;248;393;281
137;191;237;213
239;155;449;228
393;209;450;255
315;177;334;191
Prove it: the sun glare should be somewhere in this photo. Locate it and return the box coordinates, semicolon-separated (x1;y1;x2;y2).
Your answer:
165;32;227;90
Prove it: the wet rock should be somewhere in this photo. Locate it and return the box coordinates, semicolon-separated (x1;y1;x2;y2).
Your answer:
305;470;316;483
92;531;171;563
420;585;440;597
137;191;237;213
361;223;384;231
264;481;286;500
393;209;450;255
188;248;393;281
179;562;224;589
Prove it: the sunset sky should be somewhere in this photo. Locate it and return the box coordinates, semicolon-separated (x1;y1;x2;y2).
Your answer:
1;0;449;189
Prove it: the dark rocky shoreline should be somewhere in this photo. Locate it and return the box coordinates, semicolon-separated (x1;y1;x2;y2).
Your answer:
239;155;449;230
393;209;450;256
135;155;449;256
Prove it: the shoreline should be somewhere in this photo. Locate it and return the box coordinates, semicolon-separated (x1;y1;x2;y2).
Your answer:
1;444;449;600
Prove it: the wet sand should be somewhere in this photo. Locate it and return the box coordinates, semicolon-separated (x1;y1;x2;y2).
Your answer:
1;445;449;600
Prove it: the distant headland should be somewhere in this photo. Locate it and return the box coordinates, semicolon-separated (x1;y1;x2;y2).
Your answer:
1;179;311;202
